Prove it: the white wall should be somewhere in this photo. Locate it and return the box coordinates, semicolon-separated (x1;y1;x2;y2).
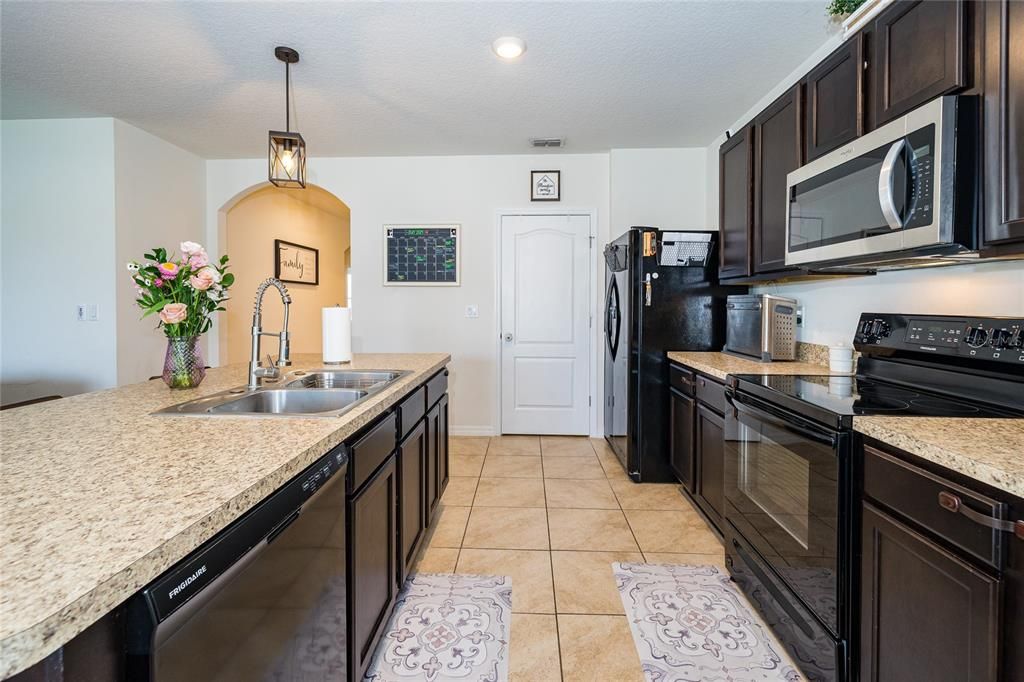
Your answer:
610;148;709;233
113;120;206;385
1;119;118;403
206;154;610;435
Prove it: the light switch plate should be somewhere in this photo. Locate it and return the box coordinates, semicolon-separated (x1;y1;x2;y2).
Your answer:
465;305;479;319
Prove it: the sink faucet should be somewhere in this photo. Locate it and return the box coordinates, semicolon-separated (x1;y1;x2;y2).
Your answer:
248;278;292;389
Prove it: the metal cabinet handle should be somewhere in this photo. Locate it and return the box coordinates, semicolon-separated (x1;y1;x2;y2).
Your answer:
938;491;1024;541
878;138;907;230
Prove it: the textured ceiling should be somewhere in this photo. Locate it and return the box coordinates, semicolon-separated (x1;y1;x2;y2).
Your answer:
0;1;838;158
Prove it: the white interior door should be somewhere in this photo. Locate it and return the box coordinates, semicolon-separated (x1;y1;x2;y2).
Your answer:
500;214;591;435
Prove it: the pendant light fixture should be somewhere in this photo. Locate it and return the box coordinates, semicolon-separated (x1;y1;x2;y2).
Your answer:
268;46;306;188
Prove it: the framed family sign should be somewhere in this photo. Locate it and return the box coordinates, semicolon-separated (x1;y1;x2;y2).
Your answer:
531;170;560;201
384;224;460;286
274;239;319;285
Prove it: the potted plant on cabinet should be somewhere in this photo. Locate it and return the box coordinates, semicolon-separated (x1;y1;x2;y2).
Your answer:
127;241;234;389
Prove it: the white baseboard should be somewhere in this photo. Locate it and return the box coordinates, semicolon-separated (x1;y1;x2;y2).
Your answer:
450;425;496;437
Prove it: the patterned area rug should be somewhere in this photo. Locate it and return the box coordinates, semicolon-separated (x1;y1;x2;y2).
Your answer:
615;563;803;682
365;573;511;682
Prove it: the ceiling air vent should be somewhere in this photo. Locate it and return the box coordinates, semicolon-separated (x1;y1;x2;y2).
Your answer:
530;137;564;148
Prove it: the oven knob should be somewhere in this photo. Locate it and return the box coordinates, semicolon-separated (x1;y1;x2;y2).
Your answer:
989;328;1012;349
965;326;989;348
1008;327;1024;350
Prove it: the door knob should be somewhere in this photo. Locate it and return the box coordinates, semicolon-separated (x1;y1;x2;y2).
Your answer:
504;333;513;342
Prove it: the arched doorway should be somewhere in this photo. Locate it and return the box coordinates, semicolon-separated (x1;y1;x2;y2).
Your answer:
221;184;350;365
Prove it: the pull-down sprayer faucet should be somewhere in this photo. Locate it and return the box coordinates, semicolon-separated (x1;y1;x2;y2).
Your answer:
248;277;292;390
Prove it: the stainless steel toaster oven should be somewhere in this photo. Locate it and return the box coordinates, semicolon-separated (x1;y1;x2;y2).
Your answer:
724;294;798;362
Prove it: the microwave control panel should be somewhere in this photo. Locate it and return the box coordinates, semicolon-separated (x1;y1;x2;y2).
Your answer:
855;313;1024;365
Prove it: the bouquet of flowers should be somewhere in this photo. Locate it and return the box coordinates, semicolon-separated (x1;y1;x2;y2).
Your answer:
127;241;234;388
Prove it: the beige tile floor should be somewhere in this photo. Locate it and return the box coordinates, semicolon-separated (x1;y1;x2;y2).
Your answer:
412;435;726;682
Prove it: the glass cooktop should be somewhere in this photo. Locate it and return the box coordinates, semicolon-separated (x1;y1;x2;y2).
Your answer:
731;374;1023;419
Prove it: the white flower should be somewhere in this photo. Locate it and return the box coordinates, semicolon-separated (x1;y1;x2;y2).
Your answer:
180;241;203;256
126;262;140;272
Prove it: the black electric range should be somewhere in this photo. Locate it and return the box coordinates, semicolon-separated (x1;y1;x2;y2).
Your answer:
722;313;1024;682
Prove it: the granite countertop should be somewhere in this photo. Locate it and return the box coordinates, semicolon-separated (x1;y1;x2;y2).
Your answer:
666;351;850;382
0;352;449;678
855;416;1024;499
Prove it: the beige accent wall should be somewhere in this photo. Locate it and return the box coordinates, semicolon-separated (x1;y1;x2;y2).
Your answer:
224;186;350;365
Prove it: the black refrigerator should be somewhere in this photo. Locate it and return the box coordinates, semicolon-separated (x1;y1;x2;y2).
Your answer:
603;226;744;482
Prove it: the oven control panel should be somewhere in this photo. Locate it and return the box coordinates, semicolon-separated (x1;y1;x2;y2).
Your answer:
855;313;1024;365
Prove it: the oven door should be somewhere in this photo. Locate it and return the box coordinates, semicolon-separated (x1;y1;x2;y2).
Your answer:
724;390;847;636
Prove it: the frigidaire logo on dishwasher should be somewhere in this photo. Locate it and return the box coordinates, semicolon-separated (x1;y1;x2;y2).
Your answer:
168;565;207;600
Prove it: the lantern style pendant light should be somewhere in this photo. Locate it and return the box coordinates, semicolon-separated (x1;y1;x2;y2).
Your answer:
268;46;306;188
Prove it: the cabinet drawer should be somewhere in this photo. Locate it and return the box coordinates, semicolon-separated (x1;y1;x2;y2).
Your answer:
695;374;726;414
397;387;425;440
668;364;695;396
864;445;1007;570
426;368;448;408
350;412;398;494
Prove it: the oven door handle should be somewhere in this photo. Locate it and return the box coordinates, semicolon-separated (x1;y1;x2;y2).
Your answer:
727;392;837;447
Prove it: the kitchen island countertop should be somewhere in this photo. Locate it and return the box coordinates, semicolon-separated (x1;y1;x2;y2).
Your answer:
0;352;449;678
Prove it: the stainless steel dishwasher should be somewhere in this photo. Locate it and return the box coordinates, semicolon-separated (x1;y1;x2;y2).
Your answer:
127;446;348;681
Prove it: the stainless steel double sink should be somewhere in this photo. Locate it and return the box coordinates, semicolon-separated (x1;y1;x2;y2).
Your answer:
154;370;409;417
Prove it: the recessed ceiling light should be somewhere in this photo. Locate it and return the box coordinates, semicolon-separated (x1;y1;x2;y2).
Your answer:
492;36;526;60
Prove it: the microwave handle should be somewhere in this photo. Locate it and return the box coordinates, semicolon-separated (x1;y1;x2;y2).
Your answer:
878;138;907;230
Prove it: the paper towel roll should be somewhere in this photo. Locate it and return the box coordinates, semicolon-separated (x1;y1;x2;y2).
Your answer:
322;306;352;364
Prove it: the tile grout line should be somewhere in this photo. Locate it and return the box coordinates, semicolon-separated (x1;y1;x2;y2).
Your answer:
539;437;566;682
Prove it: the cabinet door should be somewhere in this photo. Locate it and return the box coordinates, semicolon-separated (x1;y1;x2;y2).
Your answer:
860;502;1000;682
438;394;450;496
982;0;1024;248
873;0;966;125
669;389;696;492
695;404;725;527
398;421;427;581
349;455;399;681
426;401;440;516
804;34;864;161
754;84;803;274
719;124;754;279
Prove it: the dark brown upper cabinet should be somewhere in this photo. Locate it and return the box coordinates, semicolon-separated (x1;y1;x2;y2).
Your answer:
804;34;865;162
719;124;754;279
753;85;803;274
981;0;1024;249
873;0;967;126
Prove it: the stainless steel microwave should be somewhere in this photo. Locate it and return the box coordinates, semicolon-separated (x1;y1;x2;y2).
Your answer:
785;96;976;270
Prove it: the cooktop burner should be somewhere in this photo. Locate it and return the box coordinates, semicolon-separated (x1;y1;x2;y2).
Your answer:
731;375;1021;419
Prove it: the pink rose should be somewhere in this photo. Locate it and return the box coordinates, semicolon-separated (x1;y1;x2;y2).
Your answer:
159;302;188;325
190;268;216;290
188;249;209;270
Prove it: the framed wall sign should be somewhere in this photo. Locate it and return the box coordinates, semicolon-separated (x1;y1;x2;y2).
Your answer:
531;170;560;201
384;224;460;286
274;239;319;285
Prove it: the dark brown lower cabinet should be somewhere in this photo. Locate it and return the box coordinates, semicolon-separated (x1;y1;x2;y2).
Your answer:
426;394;449;516
669;388;696;493
859;501;1000;682
437;394;450;496
397;420;427;582
695;403;726;528
349;454;399;681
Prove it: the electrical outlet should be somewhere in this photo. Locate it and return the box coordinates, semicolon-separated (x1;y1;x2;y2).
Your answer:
796;306;805;327
465;305;479;319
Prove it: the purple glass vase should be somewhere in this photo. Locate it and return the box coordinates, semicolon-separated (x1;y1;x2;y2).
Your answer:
162;336;206;389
